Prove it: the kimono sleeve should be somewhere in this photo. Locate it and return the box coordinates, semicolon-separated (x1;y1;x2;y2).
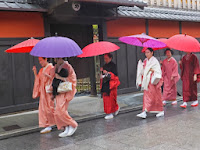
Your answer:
180;57;184;71
32;70;41;99
161;60;165;78
63;63;77;101
172;59;179;77
193;55;200;75
109;72;120;90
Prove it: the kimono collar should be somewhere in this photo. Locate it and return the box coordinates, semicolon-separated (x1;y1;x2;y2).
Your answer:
167;57;172;61
43;63;51;72
146;56;154;64
58;61;68;72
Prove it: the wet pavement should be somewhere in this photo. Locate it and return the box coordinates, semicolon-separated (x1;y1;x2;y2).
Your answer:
1;101;200;150
0;92;144;136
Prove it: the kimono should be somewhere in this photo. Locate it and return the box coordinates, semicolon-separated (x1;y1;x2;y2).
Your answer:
180;54;200;102
137;56;163;112
162;57;180;101
50;61;78;130
32;63;55;128
101;61;120;114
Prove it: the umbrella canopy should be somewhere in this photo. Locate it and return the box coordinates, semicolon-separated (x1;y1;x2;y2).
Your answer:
142;38;169;52
167;34;200;52
30;36;82;58
119;33;167;49
5;38;39;53
78;41;120;58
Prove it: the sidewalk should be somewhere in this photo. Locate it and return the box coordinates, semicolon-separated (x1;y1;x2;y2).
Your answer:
0;92;184;140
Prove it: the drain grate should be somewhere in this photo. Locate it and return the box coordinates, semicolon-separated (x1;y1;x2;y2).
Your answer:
3;125;21;131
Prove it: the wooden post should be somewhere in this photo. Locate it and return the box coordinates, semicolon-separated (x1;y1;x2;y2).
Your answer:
157;0;161;6
163;0;167;6
188;0;191;9
174;0;178;8
197;0;200;10
89;57;97;96
168;0;172;7
183;0;187;9
178;0;182;8
192;0;196;9
151;0;155;6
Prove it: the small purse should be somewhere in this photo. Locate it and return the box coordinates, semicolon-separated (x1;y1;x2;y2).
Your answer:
57;81;72;93
151;73;161;85
45;85;53;93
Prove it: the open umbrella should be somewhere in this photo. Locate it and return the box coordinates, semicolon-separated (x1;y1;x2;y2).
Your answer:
78;41;120;58
119;33;166;49
167;34;200;52
30;36;82;58
142;38;168;53
5;38;39;53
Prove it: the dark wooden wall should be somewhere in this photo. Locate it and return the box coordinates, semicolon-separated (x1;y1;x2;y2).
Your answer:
107;38;143;94
0;38;41;114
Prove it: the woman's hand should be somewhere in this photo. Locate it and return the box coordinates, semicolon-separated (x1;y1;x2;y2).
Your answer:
32;66;37;76
100;67;103;72
55;73;66;82
55;73;61;80
179;61;182;65
171;76;174;81
103;70;108;74
160;60;163;65
149;68;154;73
43;72;51;79
194;74;197;82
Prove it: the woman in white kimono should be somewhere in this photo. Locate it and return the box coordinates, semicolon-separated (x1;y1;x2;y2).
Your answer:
136;48;164;119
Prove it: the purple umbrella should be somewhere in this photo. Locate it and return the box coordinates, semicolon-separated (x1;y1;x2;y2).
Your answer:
119;33;166;48
30;36;82;58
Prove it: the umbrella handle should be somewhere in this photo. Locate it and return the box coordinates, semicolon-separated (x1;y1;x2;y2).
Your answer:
158;50;161;60
180;51;183;60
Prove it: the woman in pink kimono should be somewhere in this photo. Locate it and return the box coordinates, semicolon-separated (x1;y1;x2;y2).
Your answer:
50;58;78;138
32;57;55;134
136;48;164;119
161;49;180;106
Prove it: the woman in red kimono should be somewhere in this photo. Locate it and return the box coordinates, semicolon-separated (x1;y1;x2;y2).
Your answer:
179;52;200;108
101;53;120;120
161;49;180;106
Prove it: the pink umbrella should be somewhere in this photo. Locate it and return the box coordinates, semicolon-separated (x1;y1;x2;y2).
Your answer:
119;33;166;49
142;38;169;52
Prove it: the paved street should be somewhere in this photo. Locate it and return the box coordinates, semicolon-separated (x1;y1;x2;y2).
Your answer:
0;93;144;135
1;101;200;150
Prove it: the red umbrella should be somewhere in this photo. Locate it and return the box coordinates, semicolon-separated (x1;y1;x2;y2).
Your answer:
5;38;39;53
167;34;200;52
78;41;120;58
142;38;168;52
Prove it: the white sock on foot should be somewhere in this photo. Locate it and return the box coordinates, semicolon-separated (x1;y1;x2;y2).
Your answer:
191;100;198;106
137;111;147;119
105;114;114;120
40;126;52;134
172;101;177;105
156;111;164;117
58;126;69;138
67;126;77;136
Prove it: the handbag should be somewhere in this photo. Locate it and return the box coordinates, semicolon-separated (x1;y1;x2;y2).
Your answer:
151;73;161;85
45;85;53;93
57;81;72;93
